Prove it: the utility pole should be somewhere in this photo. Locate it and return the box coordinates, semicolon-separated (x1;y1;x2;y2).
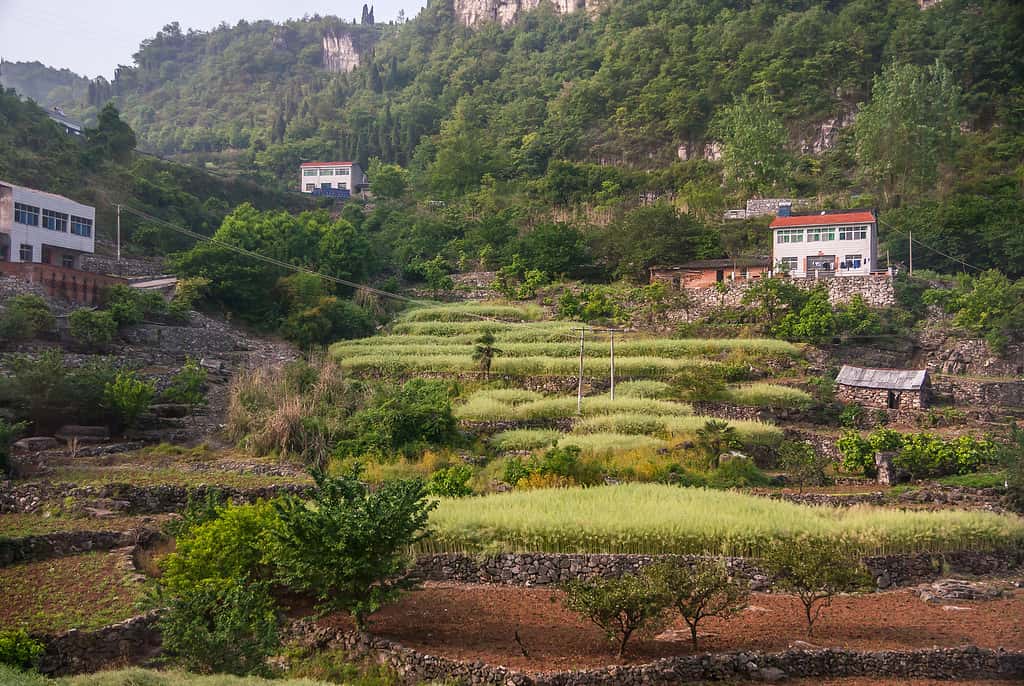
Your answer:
577;327;585;415
609;330;616;401
908;230;913;275
116;204;122;265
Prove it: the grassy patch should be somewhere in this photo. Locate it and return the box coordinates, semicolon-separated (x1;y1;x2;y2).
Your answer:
422;483;1024;556
724;383;814;408
0;551;145;633
397;302;544;322
36;466;310;489
0;513;170;539
935;471;1008;488
456;393;693;422
614;380;674;399
489;429;562;451
556;432;668;455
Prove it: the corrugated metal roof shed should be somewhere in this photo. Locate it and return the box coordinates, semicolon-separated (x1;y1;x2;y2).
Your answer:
835;365;928;391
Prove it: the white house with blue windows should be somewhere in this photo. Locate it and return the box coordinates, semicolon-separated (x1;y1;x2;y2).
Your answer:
0;180;95;269
769;207;879;278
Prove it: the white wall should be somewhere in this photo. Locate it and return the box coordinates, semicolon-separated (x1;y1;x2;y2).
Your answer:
299;163;365;192
0;183;95;264
772;222;877;276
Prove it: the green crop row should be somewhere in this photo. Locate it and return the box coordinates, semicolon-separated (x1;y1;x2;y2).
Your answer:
724;383;814;409
335;354;718;379
422;483;1024;557
456;393;694;421
396;302;544;323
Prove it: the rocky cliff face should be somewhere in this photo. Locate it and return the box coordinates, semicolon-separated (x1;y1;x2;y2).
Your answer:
322;32;361;73
454;0;597;28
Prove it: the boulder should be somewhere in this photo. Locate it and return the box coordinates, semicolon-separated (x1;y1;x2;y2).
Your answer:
13;436;59;451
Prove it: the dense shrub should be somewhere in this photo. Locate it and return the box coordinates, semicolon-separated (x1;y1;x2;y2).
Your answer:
162;357;207;408
502;445;603;488
0;418;26;478
557;286;626;323
0;295;54;344
159;578;279;677
103;370;156;432
0;350;120;429
68;308;118;349
345;379;457;455
427;464;473;497
778;441;831;492
161;501;278;595
838;428;996;479
268;466;435;630
101;284;171;327
0;629;44;671
706;457;771;489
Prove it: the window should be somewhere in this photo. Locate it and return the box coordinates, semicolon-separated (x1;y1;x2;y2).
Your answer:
839;225;868;240
19;244;33;262
776;228;804;244
302;169;318;177
62;254;75;269
807;227;836;242
305;183;315;191
336;167;350;175
777;257;798;273
319;168;333;176
70;215;92;237
14;203;40;226
42;209;68;232
842;254;863;269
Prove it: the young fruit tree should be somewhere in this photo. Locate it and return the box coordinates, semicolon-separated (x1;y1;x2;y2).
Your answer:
268;465;436;630
645;559;749;649
761;537;870;636
562;573;667;658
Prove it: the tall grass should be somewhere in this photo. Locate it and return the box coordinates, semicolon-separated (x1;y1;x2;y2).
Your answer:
423;483;1024;557
332;338;801;359
573;413;782;445
335;354;719;379
389;320;576;337
614;380;674;399
725;383;814;408
557;432;668;455
468;388;545;405
456;393;693;421
397;302;543;322
490;429;562;451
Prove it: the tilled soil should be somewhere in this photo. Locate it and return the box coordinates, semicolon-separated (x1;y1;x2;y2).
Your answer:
326;583;1024;673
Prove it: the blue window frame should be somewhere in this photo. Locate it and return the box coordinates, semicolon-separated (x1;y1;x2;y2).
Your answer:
42;208;68;232
14;202;40;226
70;215;92;237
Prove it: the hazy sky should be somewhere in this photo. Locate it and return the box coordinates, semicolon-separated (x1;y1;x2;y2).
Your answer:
0;0;428;79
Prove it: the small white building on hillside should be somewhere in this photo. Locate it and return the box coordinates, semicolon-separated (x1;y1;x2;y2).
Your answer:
769;207;879;277
0;180;95;268
299;161;368;196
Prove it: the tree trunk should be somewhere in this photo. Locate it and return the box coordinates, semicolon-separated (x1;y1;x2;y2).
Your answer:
689;622;699;649
617;628;633;659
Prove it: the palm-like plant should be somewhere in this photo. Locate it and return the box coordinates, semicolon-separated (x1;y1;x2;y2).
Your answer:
472;331;502;380
695;419;740;468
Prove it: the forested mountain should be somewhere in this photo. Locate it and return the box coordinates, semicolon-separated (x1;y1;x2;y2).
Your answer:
0;60;91;111
61;0;1024;189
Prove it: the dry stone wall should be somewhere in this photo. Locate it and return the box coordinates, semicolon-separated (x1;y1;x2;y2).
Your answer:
37;611;162;676
413;550;1023;590
0;529;160;567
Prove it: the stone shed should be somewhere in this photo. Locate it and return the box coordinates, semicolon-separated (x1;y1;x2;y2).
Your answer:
835;365;929;410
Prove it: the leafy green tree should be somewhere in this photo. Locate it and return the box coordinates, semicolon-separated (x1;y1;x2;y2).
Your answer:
268;466;436;630
517;223;587;278
712;94;792;196
0;419;27;478
562;572;667;658
162;357;208;411
597;204;710;281
83;103;137;165
741;278;806;329
775;288;836;344
778;440;831;493
159;578;279;677
427;464;474;498
645;560;749;649
854;61;962;204
761;537;870;636
347;379;457;454
925;270;1024;354
367;157;408;199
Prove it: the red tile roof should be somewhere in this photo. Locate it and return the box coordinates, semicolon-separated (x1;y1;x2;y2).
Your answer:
770;211;876;228
300;161;355;167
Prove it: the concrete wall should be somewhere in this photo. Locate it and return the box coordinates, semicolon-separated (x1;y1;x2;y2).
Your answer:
1;183;95;265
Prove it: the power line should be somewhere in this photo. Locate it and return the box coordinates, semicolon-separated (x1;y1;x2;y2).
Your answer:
876;215;986;273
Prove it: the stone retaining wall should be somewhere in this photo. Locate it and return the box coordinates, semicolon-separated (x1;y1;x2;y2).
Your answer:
413;550;1023;590
0;482;314;514
37;610;162;676
0;528;160;567
334;631;1024;685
